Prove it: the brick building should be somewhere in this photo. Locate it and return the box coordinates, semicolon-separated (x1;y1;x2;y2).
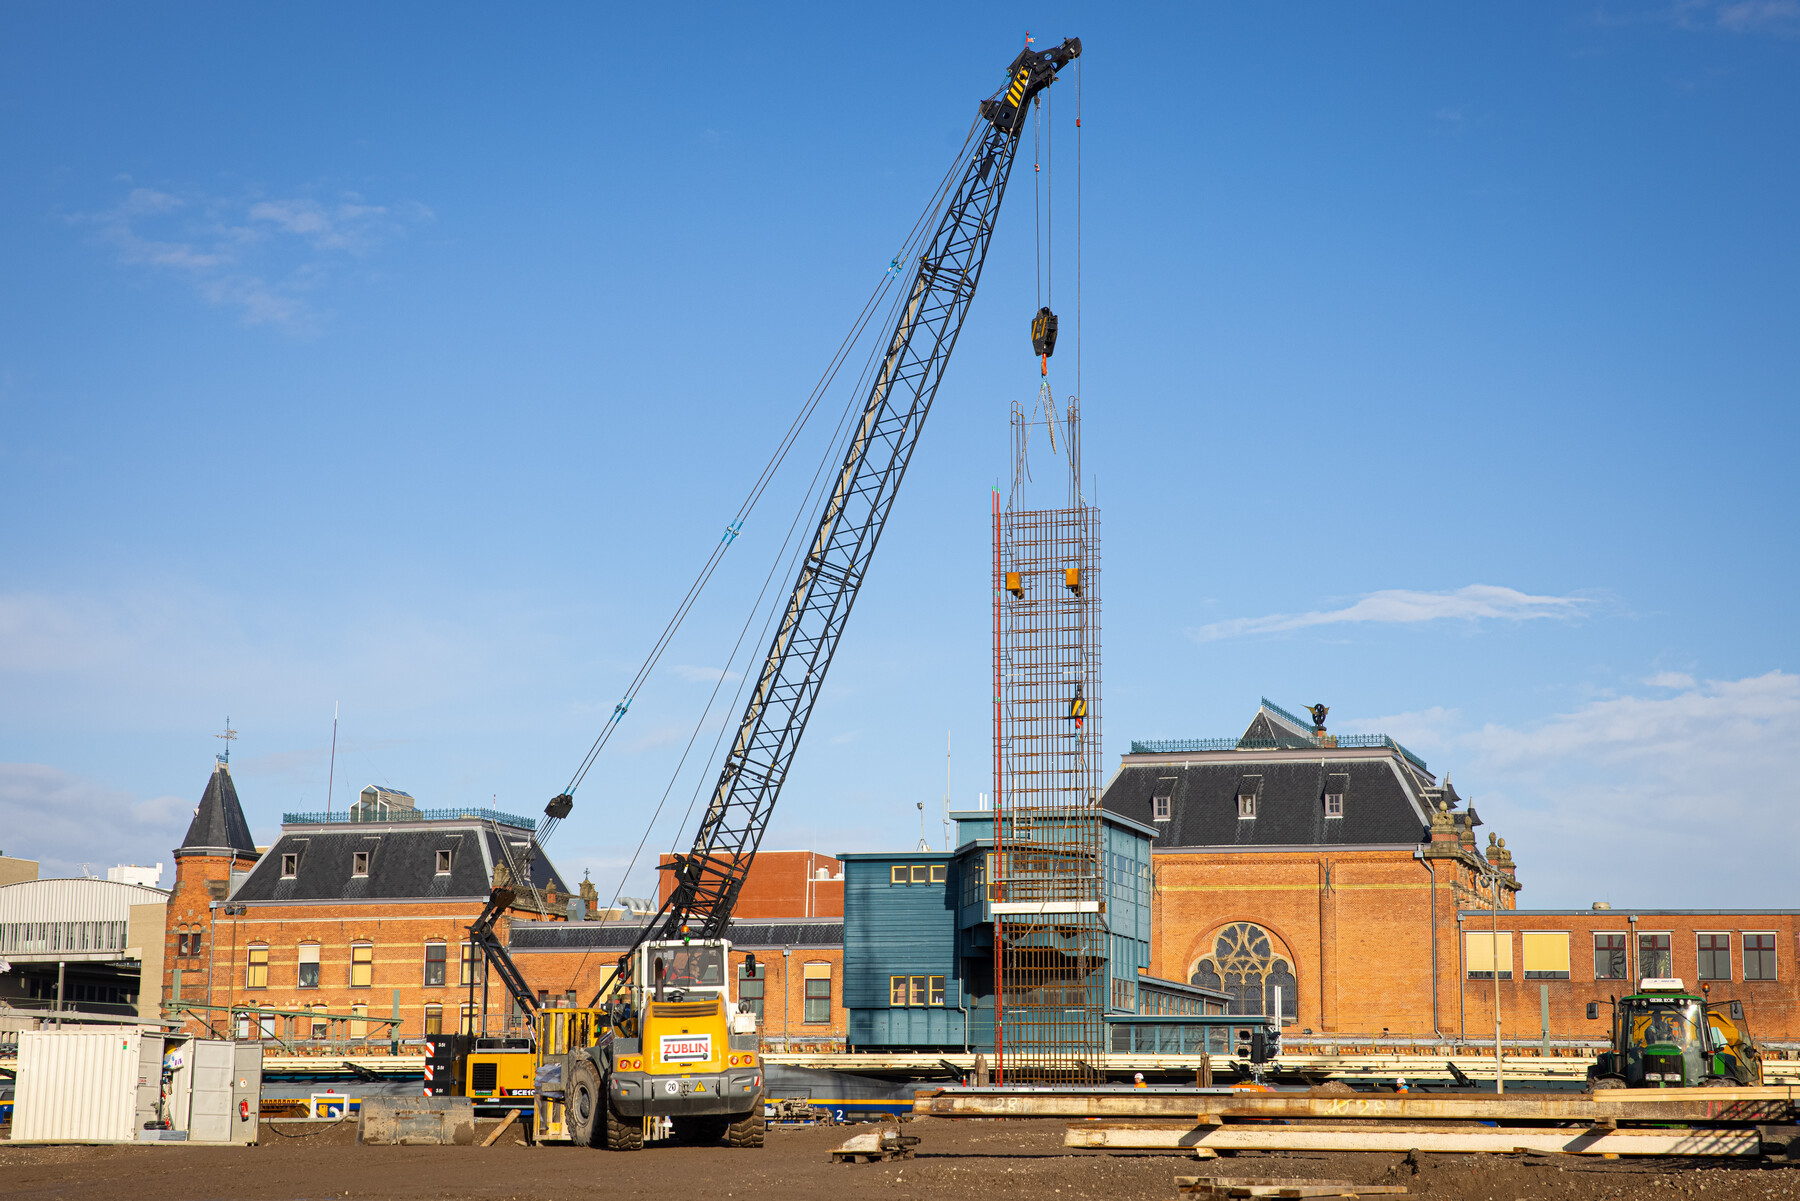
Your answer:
1450;907;1800;1048
164;759;263;1025
1106;698;1800;1045
163;764;569;1041
655;850;843;919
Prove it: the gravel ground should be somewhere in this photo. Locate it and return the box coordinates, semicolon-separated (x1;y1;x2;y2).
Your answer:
1;1117;1798;1200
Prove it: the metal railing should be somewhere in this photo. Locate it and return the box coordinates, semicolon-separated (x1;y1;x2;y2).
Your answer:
1129;733;1429;773
281;807;536;830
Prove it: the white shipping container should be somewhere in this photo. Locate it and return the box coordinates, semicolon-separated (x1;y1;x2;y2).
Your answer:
13;1029;143;1142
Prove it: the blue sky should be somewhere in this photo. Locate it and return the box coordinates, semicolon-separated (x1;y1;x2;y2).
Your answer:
2;3;1796;908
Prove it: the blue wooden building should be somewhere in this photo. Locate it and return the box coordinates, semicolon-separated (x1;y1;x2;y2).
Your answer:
842;808;1218;1051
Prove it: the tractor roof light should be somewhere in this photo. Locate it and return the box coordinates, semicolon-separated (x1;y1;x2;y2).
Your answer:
1640;977;1686;993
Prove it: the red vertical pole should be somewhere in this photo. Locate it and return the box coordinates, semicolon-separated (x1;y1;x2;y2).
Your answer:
992;488;1004;1085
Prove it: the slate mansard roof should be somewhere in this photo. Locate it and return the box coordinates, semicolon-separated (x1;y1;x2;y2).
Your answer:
1104;701;1450;850
509;919;844;953
231;820;569;904
177;763;258;858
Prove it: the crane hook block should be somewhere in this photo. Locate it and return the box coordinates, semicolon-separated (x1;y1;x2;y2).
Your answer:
545;793;574;820
1031;307;1059;360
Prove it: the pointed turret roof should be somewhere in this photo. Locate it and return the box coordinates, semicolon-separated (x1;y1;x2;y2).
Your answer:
178;762;258;858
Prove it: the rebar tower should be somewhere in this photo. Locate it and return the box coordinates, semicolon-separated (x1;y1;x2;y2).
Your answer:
992;398;1105;1082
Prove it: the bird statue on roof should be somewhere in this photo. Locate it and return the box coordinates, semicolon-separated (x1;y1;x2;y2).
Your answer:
1307;703;1329;730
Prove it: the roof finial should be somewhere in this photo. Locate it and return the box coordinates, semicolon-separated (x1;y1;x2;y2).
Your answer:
216;716;238;766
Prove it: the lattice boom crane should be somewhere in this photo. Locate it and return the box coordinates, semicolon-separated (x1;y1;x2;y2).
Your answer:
644;35;1082;958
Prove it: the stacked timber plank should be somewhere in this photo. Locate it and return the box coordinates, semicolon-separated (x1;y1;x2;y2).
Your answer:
916;1085;1800;1159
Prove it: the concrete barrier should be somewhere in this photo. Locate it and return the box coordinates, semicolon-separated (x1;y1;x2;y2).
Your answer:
355;1096;477;1145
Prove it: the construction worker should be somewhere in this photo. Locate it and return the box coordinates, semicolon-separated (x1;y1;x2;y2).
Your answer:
1394;1076;1410;1093
1133;1072;1146;1089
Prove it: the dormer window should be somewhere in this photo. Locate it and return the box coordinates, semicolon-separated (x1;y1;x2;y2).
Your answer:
436;850;453;875
353;851;371;877
1152;794;1171;821
1324;793;1344;818
1237;794;1257;819
281;853;298;879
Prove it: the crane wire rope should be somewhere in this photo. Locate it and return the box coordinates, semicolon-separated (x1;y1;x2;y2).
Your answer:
561;125;985;984
556;116;983;805
595;226;926;922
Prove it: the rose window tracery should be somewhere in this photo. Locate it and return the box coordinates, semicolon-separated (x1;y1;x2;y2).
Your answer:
1190;922;1297;1020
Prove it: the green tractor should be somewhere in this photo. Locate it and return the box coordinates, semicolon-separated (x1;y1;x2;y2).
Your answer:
1587;977;1762;1090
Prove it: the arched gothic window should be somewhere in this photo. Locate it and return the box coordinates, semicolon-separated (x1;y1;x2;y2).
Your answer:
1191;922;1297;1021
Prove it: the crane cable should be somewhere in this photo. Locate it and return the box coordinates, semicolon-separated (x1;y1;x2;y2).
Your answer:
595;198;937;922
561;123;985;985
557;116;984;804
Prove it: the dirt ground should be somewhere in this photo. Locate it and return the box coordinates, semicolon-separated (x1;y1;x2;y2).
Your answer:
2;1117;1798;1201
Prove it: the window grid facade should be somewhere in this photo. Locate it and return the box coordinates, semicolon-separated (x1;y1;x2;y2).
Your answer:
1744;933;1778;980
1697;933;1731;981
1594;933;1628;980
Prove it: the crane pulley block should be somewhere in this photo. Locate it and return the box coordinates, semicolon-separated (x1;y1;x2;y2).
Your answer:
1031;306;1059;359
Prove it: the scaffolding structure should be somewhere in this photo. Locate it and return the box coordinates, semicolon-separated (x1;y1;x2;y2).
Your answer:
992;397;1105;1083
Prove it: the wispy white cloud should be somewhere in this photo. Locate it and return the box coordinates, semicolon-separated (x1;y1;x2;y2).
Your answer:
68;184;432;333
671;664;743;684
1186;584;1589;642
1360;672;1800;907
0;763;187;885
1599;0;1800;35
1713;0;1800;32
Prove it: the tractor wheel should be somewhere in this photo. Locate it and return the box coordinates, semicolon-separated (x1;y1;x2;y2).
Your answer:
566;1060;605;1148
726;1108;766;1148
672;1115;730;1144
1589;1076;1628;1091
604;1101;644;1151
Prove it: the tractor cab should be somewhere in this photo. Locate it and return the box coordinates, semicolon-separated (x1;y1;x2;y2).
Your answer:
1618;987;1707;1085
1588;977;1762;1089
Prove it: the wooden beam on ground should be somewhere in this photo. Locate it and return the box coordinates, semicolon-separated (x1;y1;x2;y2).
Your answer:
1065;1123;1760;1157
480;1109;520;1147
1176;1180;1408;1199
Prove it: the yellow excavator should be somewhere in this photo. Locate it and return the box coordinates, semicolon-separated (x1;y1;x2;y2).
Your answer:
1586;978;1762;1089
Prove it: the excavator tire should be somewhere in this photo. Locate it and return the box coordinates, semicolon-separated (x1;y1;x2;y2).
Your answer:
672;1115;729;1144
604;1100;644;1151
568;1060;605;1148
725;1108;766;1148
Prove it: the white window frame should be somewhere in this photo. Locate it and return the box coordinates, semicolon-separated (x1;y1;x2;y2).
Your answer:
1521;930;1572;980
1637;930;1674;979
281;853;298;879
353;850;371;877
1742;931;1779;981
1695;931;1732;982
435;850;453;875
1152;794;1171;821
1592;931;1629;980
1323;793;1344;818
1237;793;1256;819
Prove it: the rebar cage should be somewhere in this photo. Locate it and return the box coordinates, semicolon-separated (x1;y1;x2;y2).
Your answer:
994;502;1105;1082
